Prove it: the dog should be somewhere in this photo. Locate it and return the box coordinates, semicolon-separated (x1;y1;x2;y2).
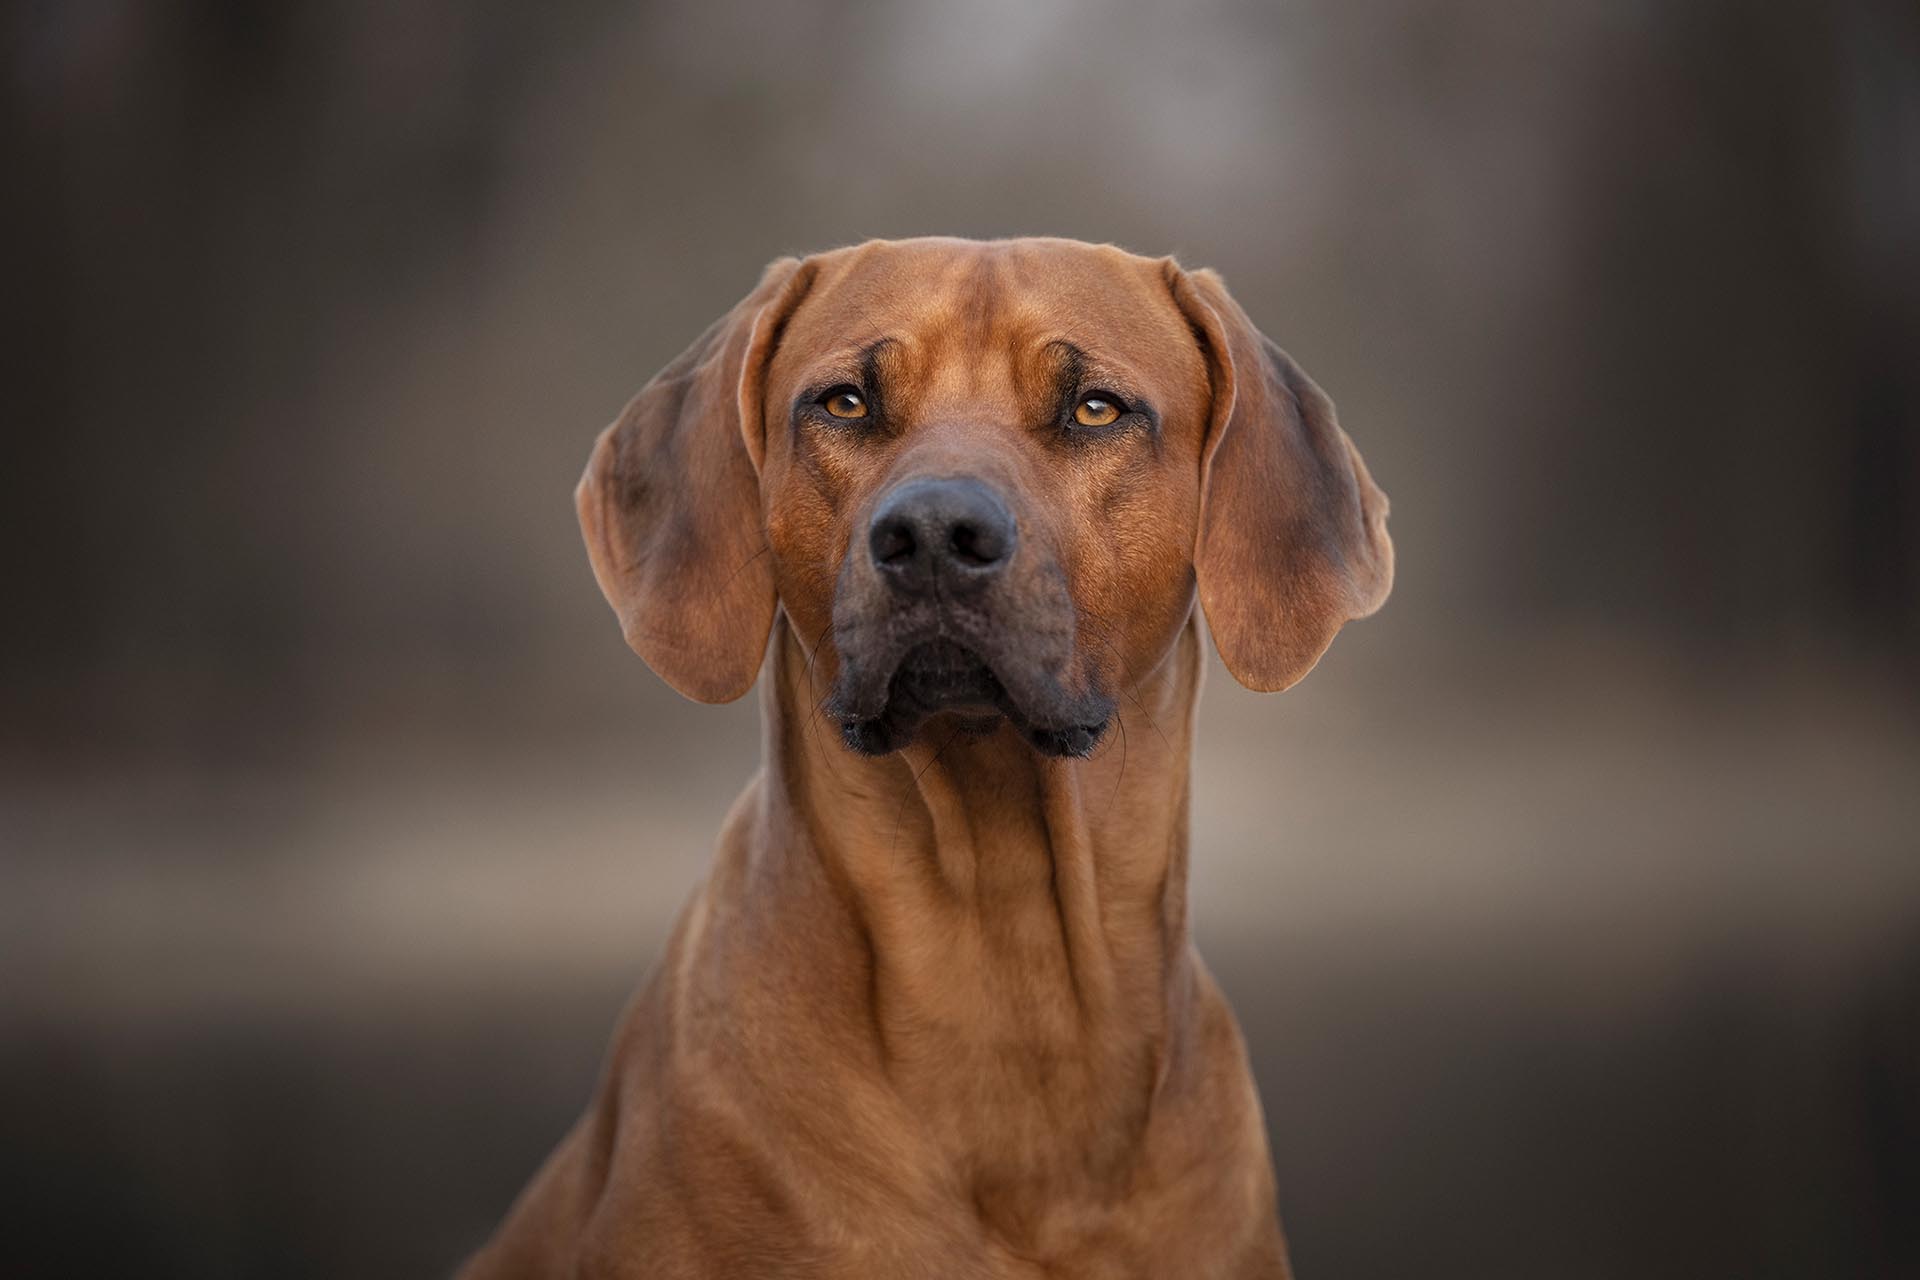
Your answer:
460;237;1392;1278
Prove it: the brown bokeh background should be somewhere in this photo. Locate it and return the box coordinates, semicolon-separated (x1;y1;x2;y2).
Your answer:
6;2;1919;1276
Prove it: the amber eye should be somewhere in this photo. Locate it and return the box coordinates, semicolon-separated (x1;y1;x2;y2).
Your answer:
822;387;868;419
1073;395;1123;428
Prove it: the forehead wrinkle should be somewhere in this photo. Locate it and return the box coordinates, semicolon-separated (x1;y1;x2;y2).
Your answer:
785;240;1213;453
889;252;996;408
1040;337;1155;402
790;335;900;391
918;250;1000;403
857;336;899;393
960;250;1004;352
867;334;928;425
809;241;1192;423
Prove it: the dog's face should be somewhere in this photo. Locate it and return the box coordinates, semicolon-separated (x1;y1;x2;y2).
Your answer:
761;239;1211;757
578;238;1392;758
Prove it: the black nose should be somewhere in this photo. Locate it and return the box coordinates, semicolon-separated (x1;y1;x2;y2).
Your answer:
868;476;1017;593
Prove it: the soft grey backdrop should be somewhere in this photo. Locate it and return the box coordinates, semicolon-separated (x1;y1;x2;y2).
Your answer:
5;1;1918;1276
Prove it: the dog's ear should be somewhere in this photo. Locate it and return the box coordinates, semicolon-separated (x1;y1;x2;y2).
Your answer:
577;257;815;702
1167;264;1393;692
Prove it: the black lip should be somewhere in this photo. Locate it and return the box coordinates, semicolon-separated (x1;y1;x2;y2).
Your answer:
889;639;1003;712
832;637;1112;760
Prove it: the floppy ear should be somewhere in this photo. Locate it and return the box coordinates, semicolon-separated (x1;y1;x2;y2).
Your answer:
577;257;814;702
1168;264;1393;692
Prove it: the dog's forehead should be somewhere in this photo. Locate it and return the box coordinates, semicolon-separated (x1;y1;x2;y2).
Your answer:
782;238;1201;379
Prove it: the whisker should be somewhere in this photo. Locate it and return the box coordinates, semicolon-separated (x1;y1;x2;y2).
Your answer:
1074;606;1174;754
1103;710;1130;821
721;542;772;592
890;724;963;859
797;618;849;785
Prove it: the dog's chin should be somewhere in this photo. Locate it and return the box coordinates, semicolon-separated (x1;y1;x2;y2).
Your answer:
833;639;1111;760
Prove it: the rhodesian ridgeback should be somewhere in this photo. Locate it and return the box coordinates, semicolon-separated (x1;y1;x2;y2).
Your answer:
462;237;1392;1278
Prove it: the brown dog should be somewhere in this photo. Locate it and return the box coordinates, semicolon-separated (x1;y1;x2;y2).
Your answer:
461;237;1392;1278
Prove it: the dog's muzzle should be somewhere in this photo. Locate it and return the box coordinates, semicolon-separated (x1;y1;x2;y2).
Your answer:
826;475;1112;759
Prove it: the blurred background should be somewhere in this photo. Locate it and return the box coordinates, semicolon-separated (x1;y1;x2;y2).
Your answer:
5;0;1919;1276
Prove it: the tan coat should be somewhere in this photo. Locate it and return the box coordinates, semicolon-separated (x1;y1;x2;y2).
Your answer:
462;238;1391;1279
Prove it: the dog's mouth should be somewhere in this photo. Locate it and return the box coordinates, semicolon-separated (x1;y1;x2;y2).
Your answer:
833;638;1111;760
890;638;1002;712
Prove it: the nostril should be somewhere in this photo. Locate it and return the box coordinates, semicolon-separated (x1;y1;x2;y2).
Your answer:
948;520;1001;567
871;517;916;568
869;477;1015;588
949;522;976;563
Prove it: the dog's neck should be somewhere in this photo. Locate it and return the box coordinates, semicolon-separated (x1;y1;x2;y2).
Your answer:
749;613;1207;1204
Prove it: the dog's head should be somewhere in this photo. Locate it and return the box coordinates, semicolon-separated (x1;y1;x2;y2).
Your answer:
579;238;1391;758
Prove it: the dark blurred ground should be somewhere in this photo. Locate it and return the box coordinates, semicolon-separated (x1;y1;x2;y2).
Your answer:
4;2;1918;1277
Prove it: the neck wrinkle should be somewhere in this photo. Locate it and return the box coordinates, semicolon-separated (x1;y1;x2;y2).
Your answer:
749;615;1212;1211
759;615;1203;1056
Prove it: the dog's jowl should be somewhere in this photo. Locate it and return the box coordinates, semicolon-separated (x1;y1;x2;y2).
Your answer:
462;237;1392;1280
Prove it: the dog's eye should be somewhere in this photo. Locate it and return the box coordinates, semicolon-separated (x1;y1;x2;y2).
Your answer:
1073;395;1124;428
822;387;868;420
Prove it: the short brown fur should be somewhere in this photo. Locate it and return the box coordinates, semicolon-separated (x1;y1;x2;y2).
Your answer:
465;237;1391;1279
